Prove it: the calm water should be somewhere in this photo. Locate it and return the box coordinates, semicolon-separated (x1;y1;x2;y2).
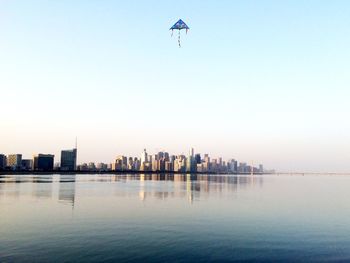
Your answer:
1;173;350;262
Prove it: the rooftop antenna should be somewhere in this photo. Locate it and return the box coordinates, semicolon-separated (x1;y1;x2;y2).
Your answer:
75;137;78;150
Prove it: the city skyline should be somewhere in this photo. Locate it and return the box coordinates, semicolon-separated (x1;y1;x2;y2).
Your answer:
1;1;350;172
0;147;266;174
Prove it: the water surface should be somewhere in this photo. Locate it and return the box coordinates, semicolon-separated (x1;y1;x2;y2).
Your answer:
1;174;349;262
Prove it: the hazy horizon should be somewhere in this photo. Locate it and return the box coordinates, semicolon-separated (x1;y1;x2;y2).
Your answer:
1;1;350;173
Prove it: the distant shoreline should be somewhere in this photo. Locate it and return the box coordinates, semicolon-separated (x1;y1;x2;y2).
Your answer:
1;171;350;176
0;170;266;176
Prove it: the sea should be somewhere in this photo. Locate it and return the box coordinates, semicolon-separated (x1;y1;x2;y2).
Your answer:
1;173;350;262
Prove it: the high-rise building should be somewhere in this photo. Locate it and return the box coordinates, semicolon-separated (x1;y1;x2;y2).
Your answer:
185;148;196;172
96;163;108;171
21;159;33;170
158;158;165;171
202;160;209;172
88;162;96;171
259;164;264;173
228;159;238;173
141;149;148;164
77;163;88;171
0;154;6;170
196;163;204;172
33;154;54;171
186;156;197;173
7;154;22;170
133;157;140;171
113;156;126;171
165;161;173;171
189;148;194;157
60;148;77;171
128;157;134;170
218;157;223;172
152;159;158;171
157;152;164;160
238;162;248;173
164;152;169;161
195;154;201;164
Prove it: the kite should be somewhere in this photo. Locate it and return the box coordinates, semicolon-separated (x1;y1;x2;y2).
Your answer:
170;19;189;47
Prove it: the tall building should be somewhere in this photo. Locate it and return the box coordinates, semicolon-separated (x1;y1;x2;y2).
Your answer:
238;162;248;173
185;148;196;172
88;162;96;171
133;157;140;170
21;159;33;170
7;154;22;170
0;154;6;170
228;159;238;173
165;161;173;171
157;152;164;160
128;157;134;170
141;149;148;164
195;154;201;164
77;163;88;171
158;158;165;171
164;152;169;161
152;159;158;171
33;154;54;171
189;148;194;157
97;163;108;171
259;164;264;173
113;156;127;171
186;156;197;173
60;148;77;171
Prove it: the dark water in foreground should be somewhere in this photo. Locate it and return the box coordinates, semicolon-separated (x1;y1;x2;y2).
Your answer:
1;174;350;262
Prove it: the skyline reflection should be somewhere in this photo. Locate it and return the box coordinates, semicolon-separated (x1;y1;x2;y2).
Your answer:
2;173;350;262
0;174;263;206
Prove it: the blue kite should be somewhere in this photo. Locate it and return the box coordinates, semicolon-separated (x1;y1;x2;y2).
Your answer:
170;19;189;47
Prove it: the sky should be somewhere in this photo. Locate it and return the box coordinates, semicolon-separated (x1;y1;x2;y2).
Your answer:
1;0;350;172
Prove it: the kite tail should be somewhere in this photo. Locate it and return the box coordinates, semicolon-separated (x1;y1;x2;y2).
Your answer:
171;29;173;37
178;30;181;48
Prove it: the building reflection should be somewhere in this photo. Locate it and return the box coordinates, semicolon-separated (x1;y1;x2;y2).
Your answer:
130;173;263;204
0;173;263;205
139;174;145;201
58;175;76;207
32;176;53;199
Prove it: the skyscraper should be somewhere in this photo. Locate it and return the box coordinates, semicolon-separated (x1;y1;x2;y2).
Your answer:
259;164;264;173
21;159;33;170
128;157;134;170
141;149;148;164
0;154;6;170
195;154;201;164
113;156;127;171
228;159;238;173
33;154;54;171
60;148;77;171
7;154;22;170
186;148;197;173
189;148;194;157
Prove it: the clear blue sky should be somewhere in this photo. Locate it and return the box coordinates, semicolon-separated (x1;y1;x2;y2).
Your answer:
1;1;350;172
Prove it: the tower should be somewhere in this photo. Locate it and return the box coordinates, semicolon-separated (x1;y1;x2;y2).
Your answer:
141;149;148;164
